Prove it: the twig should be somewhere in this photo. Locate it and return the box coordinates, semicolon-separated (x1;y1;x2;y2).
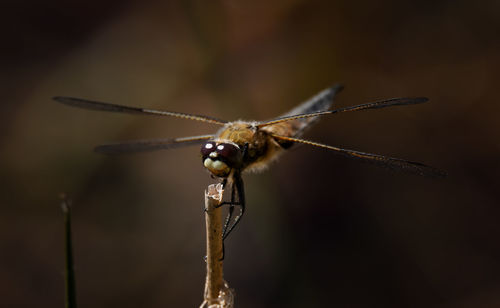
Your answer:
200;184;234;308
60;194;77;308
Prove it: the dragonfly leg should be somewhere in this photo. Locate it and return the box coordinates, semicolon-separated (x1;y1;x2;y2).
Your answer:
220;143;248;240
214;174;245;260
219;180;237;238
222;172;245;241
214;181;236;261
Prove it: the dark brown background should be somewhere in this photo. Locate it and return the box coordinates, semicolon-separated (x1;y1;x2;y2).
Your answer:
1;1;499;307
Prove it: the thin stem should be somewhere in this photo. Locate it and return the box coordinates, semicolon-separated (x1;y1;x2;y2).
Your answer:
201;184;234;308
60;194;77;308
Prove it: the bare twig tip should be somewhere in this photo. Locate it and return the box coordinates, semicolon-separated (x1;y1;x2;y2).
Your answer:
206;183;224;202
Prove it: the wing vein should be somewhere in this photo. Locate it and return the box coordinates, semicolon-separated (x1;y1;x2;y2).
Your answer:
258;97;428;127
271;134;446;178
54;96;227;125
94;134;214;154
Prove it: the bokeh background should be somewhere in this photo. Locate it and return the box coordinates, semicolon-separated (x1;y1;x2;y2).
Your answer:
1;0;499;307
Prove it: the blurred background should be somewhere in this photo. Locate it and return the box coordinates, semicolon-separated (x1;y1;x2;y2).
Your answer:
1;0;499;307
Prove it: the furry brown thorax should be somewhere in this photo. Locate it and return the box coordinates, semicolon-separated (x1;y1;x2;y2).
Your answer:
200;121;287;177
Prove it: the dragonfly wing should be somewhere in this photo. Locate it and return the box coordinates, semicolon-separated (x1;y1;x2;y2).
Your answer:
272;135;446;178
54;96;227;125
281;84;343;117
261;84;343;139
94;135;213;154
258;97;429;128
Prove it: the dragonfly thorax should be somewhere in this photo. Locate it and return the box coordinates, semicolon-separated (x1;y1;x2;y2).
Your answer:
201;141;243;177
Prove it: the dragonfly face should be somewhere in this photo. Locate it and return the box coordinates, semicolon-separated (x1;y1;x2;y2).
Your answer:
54;84;445;243
201;141;243;178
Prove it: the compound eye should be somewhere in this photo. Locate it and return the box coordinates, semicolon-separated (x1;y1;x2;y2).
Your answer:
216;143;241;165
201;141;216;157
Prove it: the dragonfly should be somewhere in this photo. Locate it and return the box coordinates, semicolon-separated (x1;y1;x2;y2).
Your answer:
54;84;445;241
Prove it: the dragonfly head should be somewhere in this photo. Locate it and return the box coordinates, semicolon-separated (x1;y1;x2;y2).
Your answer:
201;141;243;177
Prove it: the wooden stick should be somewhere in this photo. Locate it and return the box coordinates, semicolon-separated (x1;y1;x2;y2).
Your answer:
201;184;234;308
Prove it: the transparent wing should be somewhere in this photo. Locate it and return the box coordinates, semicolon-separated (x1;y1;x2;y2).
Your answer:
272;134;446;178
279;84;343;117
54;96;227;125
258;97;428;127
94;135;214;154
273;84;344;138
